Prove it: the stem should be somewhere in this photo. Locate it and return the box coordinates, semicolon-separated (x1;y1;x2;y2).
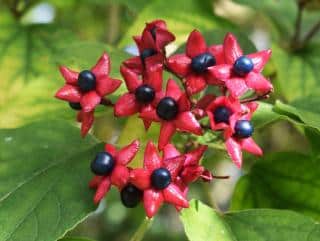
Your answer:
100;98;114;107
129;217;153;241
212;175;230;179
291;0;305;48
5;0;25;19
300;20;320;46
240;92;270;103
106;3;120;44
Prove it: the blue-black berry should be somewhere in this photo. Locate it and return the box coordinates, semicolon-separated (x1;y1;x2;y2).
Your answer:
213;106;232;124
234;120;254;138
191;52;216;73
135;84;155;103
140;48;157;62
69;102;82;110
120;184;143;208
233;56;253;76
151;168;171;190
78;70;96;92
156;97;179;121
91;152;115;176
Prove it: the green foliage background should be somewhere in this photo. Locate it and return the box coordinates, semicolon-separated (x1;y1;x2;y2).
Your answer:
0;0;320;240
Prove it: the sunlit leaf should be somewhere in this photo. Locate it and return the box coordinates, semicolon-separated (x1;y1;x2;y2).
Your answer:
0;120;102;241
181;200;320;241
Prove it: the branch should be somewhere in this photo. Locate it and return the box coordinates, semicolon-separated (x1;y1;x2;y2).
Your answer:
291;0;305;48
300;20;320;46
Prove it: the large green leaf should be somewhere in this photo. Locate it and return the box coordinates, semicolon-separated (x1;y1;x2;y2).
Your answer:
0;120;102;241
231;152;320;220
59;238;95;241
0;12;128;128
118;0;233;47
181;200;320;241
181;200;236;241
274;94;320;132
272;44;320;101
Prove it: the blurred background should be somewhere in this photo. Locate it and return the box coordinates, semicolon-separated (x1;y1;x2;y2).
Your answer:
0;0;320;240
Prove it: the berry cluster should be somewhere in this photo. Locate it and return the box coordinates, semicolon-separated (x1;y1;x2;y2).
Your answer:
55;19;273;218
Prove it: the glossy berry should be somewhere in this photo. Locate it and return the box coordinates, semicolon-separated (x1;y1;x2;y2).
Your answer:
151;168;171;190
213;106;232;124
234;120;254;138
91;152;115;176
156;97;179;121
150;27;157;40
140;48;157;62
233;56;254;76
191;53;216;73
120;184;143;208
69;102;82;110
77;70;96;92
135;84;155;103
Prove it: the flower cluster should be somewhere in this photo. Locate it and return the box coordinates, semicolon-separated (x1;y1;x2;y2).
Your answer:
55;19;273;218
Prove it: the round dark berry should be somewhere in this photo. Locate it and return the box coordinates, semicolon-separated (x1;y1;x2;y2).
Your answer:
213;106;232;124
77;70;96;92
135;84;155;104
191;52;216;73
233;56;254;76
234;120;254;138
91;152;115;176
120;184;143;208
68;102;82;110
151;168;171;190
156;97;179;121
150;27;157;40
140;48;157;63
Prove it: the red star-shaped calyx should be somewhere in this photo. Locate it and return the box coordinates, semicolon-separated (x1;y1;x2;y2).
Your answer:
223;102;263;168
210;33;273;98
76;110;94;137
162;144;210;210
167;30;224;95
129;141;189;218
55;52;121;112
114;64;164;130
123;19;175;75
206;96;242;131
139;79;202;150
89;140;139;204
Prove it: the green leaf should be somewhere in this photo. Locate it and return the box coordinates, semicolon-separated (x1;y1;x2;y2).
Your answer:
233;0;320;42
272;44;320;101
181;200;320;241
231;152;320;220
0;120;102;241
225;209;320;241
274;94;320;132
118;0;233;47
252;102;281;128
180;200;236;241
305;128;320;157
0;12;127;128
59;238;95;241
